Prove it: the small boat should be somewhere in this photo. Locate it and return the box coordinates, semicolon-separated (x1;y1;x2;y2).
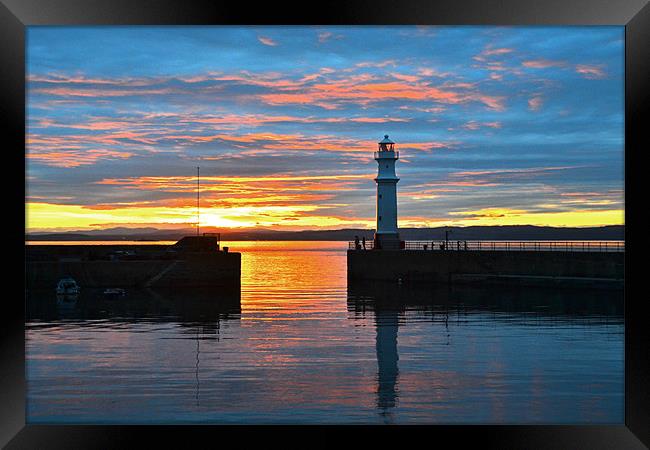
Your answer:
103;288;126;298
56;278;80;296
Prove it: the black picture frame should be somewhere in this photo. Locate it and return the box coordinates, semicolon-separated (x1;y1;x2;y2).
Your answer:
3;0;648;447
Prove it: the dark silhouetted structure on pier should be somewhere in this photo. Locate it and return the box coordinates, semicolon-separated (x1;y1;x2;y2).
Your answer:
27;234;240;289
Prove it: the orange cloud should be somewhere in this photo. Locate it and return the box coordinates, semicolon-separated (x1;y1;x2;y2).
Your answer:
178;114;409;126
444;207;624;227
30;86;174;98
35;118;128;130
30;69;505;112
484;47;514;56
26;149;134;167
575;64;606;79
473;47;515;62
522;59;566;69
258;36;278;46
389;73;421;83
93;174;372;198
259;79;505;111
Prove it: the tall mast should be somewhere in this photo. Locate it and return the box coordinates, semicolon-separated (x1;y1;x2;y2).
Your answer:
197;166;200;236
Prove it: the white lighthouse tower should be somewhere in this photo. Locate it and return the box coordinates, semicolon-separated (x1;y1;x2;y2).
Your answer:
374;135;401;250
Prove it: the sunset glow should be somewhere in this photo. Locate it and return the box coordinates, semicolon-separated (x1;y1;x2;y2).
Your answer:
26;26;624;232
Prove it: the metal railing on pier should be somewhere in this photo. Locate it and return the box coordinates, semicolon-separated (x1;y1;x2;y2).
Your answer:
348;240;625;252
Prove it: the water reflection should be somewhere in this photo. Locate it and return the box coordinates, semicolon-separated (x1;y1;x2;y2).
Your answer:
28;286;241;328
348;281;622;324
27;286;242;420
375;308;399;417
55;294;79;316
347;280;623;422
26;242;623;424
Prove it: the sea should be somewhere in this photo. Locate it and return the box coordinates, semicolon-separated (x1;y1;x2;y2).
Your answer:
25;241;624;424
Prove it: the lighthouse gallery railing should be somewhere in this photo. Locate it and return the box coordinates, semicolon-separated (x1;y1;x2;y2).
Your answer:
373;151;399;159
348;240;625;252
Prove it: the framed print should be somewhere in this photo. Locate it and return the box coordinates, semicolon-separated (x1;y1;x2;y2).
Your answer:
2;0;648;447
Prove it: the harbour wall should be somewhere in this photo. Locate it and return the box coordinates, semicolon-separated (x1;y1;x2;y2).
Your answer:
347;250;624;288
26;245;241;289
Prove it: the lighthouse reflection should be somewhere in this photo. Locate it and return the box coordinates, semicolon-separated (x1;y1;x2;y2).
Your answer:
347;282;408;420
375;307;399;414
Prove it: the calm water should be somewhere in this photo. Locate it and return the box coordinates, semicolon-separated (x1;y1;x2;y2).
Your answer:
26;241;624;424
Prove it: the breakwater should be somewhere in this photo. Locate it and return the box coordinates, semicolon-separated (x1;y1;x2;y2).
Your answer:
347;247;624;289
26;244;241;289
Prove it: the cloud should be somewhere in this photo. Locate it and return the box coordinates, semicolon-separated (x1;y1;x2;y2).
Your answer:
461;121;502;130
575;64;606;79
473;46;515;62
258;79;505;111
522;59;567;69
258;36;278;46
484;47;514;56
416;68;452;78
318;32;332;43
317;31;343;43
29;68;506;113
27;149;134;167
355;60;398;68
449;207;524;218
528;96;543;111
445;166;589;188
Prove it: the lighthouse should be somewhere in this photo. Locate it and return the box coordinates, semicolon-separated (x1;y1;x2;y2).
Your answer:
374;135;401;250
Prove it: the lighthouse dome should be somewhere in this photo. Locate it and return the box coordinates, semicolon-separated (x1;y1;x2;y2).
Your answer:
377;134;396;153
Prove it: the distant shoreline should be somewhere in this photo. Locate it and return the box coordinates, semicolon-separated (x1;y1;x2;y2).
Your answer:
26;225;624;242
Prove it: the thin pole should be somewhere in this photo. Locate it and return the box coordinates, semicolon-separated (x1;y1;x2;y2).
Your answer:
197;166;200;236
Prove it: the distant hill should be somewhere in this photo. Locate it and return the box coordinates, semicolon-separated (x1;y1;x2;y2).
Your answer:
26;225;624;242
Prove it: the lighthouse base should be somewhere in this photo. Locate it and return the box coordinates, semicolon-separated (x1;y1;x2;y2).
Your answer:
374;233;401;250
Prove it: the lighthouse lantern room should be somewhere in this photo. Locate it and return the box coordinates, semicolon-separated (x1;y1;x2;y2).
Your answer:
374;135;401;250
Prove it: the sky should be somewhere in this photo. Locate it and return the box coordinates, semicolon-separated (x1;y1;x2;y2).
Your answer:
26;26;624;232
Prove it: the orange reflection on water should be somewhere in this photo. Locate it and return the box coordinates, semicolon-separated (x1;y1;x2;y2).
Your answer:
222;241;348;319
